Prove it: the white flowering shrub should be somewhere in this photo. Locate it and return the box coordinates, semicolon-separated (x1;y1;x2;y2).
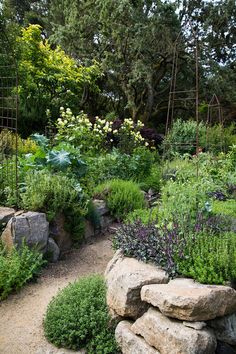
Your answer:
56;108;153;155
115;118;146;153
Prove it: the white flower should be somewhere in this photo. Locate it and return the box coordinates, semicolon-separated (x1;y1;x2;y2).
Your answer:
113;129;118;134
145;142;149;147
110;139;113;142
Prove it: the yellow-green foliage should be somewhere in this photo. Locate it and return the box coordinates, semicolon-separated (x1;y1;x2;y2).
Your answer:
17;24;101;135
94;179;145;219
212;200;236;218
125;207;159;224
178;232;236;284
0;129;38;155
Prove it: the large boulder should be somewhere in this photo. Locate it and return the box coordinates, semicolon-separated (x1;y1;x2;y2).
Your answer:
141;278;236;321
115;320;160;354
131;307;217;354
208;313;236;345
105;251;169;318
1;211;49;252
0;207;15;226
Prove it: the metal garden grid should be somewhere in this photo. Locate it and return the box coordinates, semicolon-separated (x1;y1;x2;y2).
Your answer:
0;25;19;206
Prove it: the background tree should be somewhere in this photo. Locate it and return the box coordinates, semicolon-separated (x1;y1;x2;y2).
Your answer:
2;0;50;29
49;0;180;125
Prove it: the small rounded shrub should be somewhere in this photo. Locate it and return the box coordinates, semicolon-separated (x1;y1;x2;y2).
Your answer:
21;170;87;221
94;179;146;219
125;207;159;225
44;275;118;353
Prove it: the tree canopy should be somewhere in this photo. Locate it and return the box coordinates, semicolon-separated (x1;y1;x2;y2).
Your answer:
1;0;236;130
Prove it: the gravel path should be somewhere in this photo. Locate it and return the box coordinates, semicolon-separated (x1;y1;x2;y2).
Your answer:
0;234;114;354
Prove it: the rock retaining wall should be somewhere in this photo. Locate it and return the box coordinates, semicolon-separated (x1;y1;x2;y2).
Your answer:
0;199;113;263
105;251;236;354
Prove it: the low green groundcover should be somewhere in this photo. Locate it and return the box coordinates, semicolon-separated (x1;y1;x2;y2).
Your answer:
44;275;118;354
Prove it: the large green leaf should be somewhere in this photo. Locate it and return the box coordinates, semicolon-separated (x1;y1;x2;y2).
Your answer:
47;150;71;170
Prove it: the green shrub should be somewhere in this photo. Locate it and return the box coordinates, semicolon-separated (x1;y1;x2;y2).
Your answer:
206;123;236;154
159;179;217;225
63;207;86;245
94;179;145;219
21;171;88;221
161;156;197;183
0;156;18;206
162;118;206;156
85;147;157;187
139;164;161;192
115;215;236;284
0;243;45;300
178;232;236;284
56;110;148;155
163;119;236;157
125;207;159;225
44;275;118;353
212;199;236;218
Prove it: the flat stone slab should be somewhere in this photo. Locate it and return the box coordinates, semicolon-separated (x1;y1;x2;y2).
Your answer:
141;278;236;321
132;307;217;354
115;320;160;354
0;207;15;225
105;251;169;318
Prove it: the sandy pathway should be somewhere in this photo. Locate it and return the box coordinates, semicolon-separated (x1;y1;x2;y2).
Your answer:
0;234;114;354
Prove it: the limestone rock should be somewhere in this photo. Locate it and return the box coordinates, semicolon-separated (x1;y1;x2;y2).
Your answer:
93;199;109;216
46;237;60;262
109;308;124;324
105;251;169;318
208;313;236;345
0;207;15;225
1;211;49;252
115;320;160;354
100;215;114;229
141;278;236;321
131;307;217;354
92;199;114;230
183;321;207;330
84;220;95;239
50;213;72;251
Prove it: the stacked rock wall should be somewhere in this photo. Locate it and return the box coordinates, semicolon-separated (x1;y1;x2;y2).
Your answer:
105;251;236;354
0;208;59;261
